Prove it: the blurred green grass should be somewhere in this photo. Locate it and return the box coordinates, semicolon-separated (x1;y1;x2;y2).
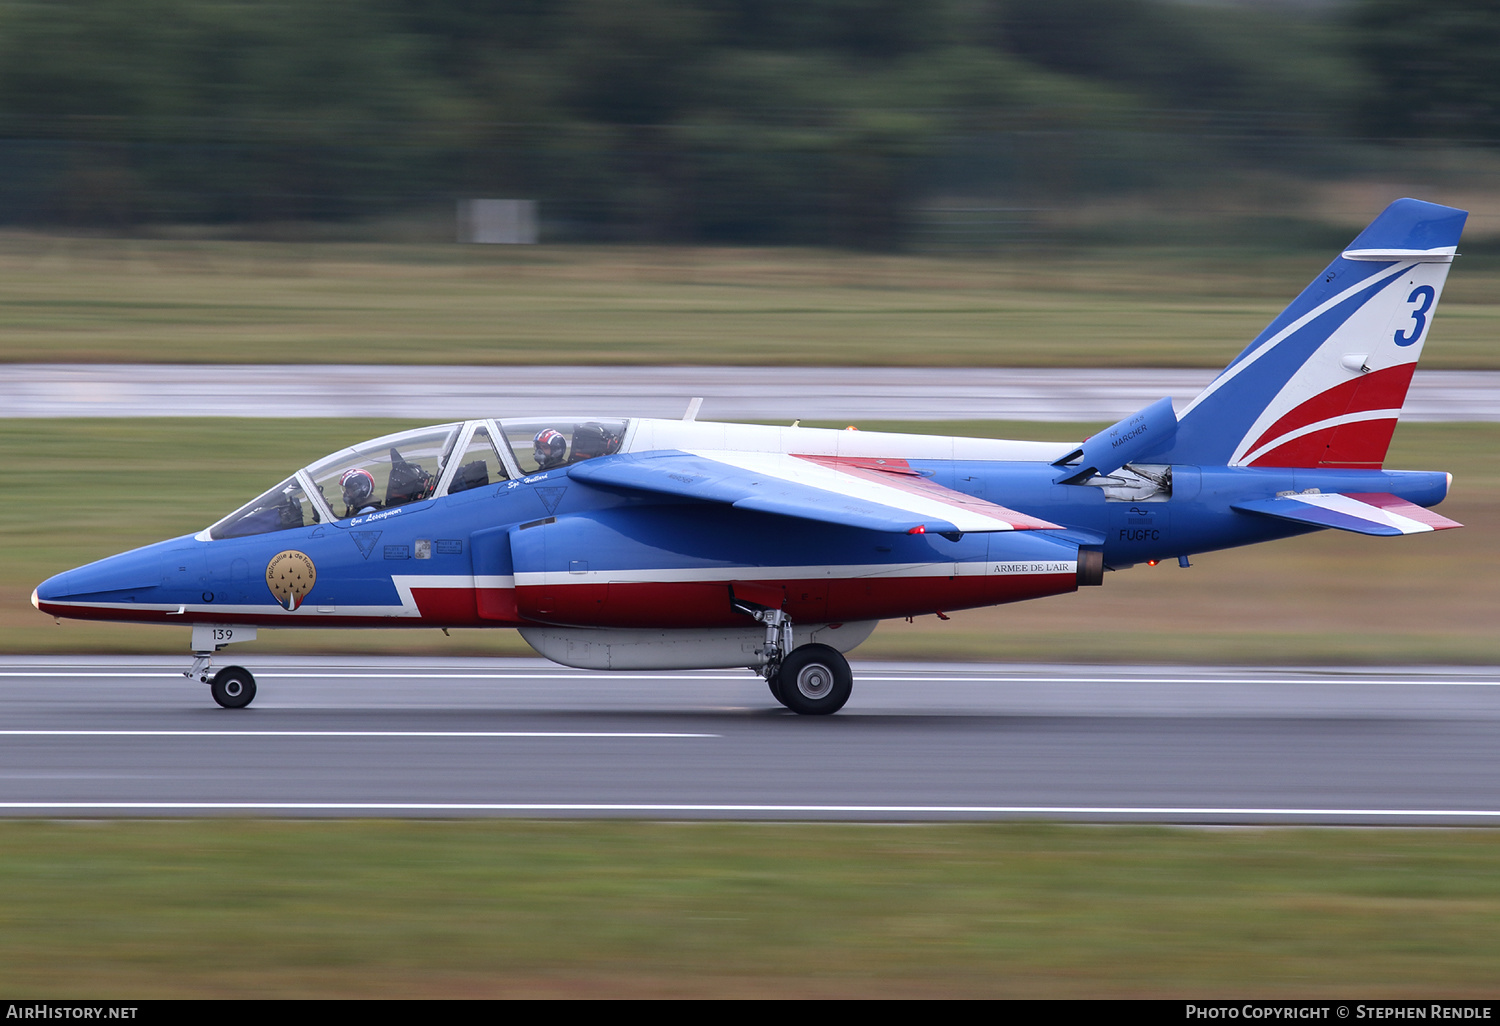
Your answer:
3;236;1499;367
4;820;1500;998
4;417;1494;663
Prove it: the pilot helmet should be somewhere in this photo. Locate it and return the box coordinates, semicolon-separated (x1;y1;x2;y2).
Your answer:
340;468;376;508
571;422;609;460
533;428;567;467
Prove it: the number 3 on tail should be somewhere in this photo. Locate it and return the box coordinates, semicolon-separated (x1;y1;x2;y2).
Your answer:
1394;285;1436;347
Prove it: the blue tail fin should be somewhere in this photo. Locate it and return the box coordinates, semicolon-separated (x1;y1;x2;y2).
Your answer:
1150;199;1467;470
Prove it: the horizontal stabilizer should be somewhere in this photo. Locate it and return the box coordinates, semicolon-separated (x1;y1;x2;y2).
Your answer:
569;450;1061;535
1232;491;1462;537
1341;246;1456;263
1054;396;1177;484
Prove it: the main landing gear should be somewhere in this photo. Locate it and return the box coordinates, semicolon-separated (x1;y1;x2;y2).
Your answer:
772;644;853;715
742;606;853;715
186;624;259;709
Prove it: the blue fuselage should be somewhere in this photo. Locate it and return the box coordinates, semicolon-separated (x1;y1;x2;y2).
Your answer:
33;457;1451;631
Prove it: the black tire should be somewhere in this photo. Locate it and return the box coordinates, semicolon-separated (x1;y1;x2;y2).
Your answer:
767;673;789;708
775;644;852;716
210;666;257;709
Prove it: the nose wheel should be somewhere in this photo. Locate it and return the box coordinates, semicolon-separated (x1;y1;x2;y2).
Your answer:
209;666;257;709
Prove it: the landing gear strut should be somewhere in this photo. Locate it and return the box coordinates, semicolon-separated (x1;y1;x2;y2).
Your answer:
737;605;854;715
186;624;259;709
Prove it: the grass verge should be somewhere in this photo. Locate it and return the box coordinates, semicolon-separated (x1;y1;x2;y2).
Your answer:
3;235;1499;367
3;820;1500;998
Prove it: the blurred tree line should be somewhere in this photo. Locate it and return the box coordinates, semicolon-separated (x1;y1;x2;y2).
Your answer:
0;0;1492;244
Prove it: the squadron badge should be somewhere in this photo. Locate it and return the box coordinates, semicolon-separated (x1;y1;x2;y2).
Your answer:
265;550;316;611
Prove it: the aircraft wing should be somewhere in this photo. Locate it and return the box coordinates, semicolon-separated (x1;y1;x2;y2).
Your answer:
1231;492;1462;537
567;450;1061;535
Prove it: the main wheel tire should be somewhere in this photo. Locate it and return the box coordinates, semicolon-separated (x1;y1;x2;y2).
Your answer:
210;666;257;709
775;644;852;716
767;673;789;708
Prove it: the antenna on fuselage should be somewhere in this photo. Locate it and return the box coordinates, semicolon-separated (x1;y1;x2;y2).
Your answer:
683;397;704;421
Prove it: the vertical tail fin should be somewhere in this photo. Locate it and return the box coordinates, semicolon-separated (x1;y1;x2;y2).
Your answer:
1153;199;1467;469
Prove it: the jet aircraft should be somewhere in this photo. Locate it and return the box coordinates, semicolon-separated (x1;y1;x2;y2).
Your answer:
32;199;1466;714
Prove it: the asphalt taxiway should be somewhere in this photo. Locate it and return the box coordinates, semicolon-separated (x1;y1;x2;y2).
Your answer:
2;657;1498;824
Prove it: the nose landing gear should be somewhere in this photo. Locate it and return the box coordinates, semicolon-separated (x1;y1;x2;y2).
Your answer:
186;624;259;709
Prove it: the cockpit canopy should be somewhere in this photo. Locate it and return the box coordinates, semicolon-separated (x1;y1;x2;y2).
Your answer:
205;418;627;540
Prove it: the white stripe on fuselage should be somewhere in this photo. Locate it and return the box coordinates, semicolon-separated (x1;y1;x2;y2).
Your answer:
43;561;1076;620
513;560;1077;588
627;418;1073;463
389;574;512;615
45;575;496;620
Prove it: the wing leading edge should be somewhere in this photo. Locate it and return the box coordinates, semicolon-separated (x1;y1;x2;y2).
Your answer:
567;450;1061;535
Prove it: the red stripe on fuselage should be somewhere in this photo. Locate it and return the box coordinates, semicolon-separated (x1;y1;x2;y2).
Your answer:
38;571;1078;630
510;573;1076;628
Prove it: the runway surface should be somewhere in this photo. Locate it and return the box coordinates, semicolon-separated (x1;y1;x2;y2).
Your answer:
4;365;1498;422
3;656;1499;824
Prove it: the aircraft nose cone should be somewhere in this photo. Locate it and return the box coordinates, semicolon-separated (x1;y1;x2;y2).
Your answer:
31;569;80;616
34;535;205;619
33;569;78;605
34;550;174;611
40;563;158;602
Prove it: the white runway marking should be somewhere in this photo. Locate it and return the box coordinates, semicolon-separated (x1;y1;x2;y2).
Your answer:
0;730;717;739
4;670;1498;687
861;676;1500;686
0;671;746;680
0;802;1498;818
